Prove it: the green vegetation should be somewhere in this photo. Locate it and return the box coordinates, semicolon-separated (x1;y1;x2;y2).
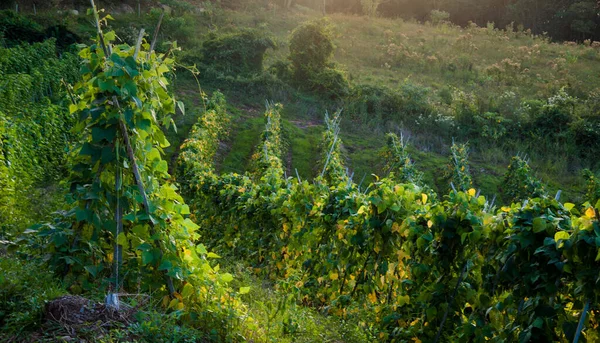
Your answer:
1;0;600;342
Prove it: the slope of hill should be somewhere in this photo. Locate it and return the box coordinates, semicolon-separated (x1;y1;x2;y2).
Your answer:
1;1;600;341
160;3;599;202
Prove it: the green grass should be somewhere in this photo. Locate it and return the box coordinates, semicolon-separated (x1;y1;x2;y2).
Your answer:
220;114;265;174
0;254;369;343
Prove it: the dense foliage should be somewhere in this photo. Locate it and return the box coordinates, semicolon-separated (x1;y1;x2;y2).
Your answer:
178;96;600;341
287;19;349;99
20;9;258;341
0;37;79;236
2;2;600;342
200;29;276;77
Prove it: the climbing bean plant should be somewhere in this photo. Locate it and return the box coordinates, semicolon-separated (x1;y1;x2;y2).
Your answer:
180;100;599;341
28;7;257;341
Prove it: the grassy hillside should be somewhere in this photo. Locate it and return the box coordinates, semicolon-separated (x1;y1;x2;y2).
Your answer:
2;2;600;342
160;5;600;202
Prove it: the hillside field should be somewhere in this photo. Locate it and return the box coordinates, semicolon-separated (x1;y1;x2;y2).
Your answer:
1;0;600;342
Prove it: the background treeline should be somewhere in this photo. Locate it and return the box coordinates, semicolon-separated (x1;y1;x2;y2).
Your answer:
324;0;600;42
7;0;597;42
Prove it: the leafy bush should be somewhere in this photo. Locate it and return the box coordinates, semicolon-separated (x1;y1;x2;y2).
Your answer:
0;10;44;47
429;9;450;25
200;29;276;76
0;39;79;235
360;0;382;17
288;19;349;99
307;67;350;100
289;19;334;76
345;83;434;129
570;115;600;160
526;88;576;144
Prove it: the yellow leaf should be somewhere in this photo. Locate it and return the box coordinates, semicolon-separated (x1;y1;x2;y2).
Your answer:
368;291;378;304
427;220;433;228
421;193;428;204
585;207;596;218
330;272;339;280
554;231;570;242
392;222;401;233
162;295;170;308
468;188;476;196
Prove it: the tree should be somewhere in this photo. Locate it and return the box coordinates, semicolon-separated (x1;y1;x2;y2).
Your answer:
360;0;383;17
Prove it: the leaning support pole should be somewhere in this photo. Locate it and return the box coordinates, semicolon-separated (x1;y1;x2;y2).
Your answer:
573;299;590;343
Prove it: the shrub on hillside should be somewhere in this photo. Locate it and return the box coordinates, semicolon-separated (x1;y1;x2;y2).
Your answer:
570;116;600;160
345;83;435;129
288;19;349;99
524;88;576;145
0;10;44;47
200;28;275;77
429;9;450;25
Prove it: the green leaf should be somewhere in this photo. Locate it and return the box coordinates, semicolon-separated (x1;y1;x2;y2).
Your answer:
155;160;169;174
196;244;208;255
180;204;190;215
116;232;129;249
220;273;234;283
177;101;185;116
104;31;118;42
426;307;437;321
182;218;199;232
158;259;172;271
207;252;221;259
564;203;575;211
554;231;570;242
239;286;251;295
142;250;155;265
182;283;194;298
84;264;103;278
132;96;142;109
75;208;90;222
532;217;546;233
